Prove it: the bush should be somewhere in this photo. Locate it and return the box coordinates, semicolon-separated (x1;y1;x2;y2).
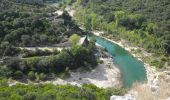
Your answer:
14;71;23;79
0;83;122;100
28;71;36;81
69;34;80;45
0;66;11;78
59;71;70;79
23;92;36;100
39;73;47;81
0;79;8;87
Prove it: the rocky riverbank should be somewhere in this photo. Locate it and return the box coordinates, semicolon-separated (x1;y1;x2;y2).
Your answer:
92;31;170;100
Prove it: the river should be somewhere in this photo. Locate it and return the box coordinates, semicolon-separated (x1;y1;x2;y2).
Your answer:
90;35;147;87
50;3;147;87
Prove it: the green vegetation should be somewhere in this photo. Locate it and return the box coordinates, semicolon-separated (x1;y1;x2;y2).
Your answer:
69;34;80;45
0;1;129;99
0;42;97;80
0;0;98;81
0;0;169;99
0;80;126;100
73;0;170;69
0;0;83;57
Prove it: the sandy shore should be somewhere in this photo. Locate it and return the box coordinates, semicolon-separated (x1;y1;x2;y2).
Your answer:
44;46;121;88
46;61;120;88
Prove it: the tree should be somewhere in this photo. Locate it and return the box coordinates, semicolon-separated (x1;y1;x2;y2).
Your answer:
90;12;98;30
40;34;48;44
39;73;47;81
14;70;23;79
0;66;12;78
21;35;30;46
69;45;88;69
28;71;36;81
114;11;125;27
146;23;158;34
69;34;80;45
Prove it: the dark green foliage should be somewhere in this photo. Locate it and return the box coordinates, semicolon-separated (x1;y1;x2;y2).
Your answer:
119;15;146;30
28;71;36;80
0;0;84;58
0;66;12;78
0;42;21;57
2;43;97;79
75;0;170;55
39;73;47;81
21;49;60;58
14;71;23;79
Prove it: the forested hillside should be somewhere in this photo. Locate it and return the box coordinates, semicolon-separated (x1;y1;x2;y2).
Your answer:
0;1;128;99
0;0;83;56
0;0;98;80
74;0;170;68
0;0;169;99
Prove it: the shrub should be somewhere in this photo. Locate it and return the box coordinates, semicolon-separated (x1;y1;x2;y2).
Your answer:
39;73;47;81
28;71;36;81
59;71;70;79
0;66;11;78
14;71;23;79
23;92;36;100
69;34;80;45
0;79;8;87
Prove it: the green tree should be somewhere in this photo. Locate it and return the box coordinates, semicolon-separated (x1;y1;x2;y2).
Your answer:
21;35;30;46
69;34;80;45
14;71;23;79
0;66;11;78
39;73;47;81
28;71;36;81
114;11;125;27
40;34;48;44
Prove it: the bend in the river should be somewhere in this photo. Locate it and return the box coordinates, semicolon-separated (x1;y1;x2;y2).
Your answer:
89;35;147;87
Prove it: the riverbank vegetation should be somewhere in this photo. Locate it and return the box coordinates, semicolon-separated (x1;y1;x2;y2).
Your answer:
73;0;170;69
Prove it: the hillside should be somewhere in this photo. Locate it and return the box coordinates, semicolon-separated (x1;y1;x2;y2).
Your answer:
73;0;170;69
0;0;83;56
0;0;170;99
0;0;100;80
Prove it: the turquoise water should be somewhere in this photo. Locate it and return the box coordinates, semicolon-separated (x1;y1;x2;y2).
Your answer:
90;36;147;87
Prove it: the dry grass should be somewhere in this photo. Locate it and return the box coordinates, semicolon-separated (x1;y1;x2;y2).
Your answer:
132;79;170;100
133;83;157;100
157;80;170;99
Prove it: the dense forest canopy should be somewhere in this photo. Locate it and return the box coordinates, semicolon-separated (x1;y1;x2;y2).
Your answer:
0;0;84;57
76;0;170;54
